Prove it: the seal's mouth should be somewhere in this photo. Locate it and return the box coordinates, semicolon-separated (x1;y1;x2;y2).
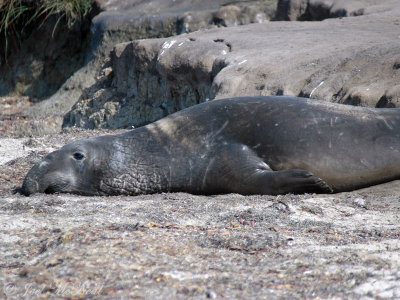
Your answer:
44;186;57;194
22;175;71;196
43;181;70;194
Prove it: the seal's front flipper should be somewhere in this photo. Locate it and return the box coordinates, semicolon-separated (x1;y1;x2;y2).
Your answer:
204;144;332;195
270;169;332;195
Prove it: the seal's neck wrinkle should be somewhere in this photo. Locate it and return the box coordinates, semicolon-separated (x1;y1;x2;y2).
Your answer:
98;131;168;195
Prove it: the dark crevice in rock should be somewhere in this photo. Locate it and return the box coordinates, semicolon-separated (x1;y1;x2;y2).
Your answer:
343;96;361;106
274;0;366;21
297;91;308;98
376;95;396;108
211;59;229;79
256;84;265;91
298;3;349;21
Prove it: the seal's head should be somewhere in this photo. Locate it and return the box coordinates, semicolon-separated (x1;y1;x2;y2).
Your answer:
21;138;108;196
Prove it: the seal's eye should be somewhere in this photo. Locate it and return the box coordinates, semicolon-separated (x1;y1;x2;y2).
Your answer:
73;152;85;160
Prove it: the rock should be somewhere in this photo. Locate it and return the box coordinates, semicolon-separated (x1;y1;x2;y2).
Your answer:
64;4;400;129
353;198;366;209
275;0;309;21
275;0;399;21
212;4;274;27
2;0;278;135
0;13;94;101
88;0;277;64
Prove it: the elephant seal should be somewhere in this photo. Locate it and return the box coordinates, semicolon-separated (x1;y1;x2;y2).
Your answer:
21;96;400;196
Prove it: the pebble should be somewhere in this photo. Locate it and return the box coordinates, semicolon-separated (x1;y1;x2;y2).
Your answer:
353;198;366;208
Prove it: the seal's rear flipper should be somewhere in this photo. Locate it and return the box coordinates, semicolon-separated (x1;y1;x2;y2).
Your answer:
204;144;332;195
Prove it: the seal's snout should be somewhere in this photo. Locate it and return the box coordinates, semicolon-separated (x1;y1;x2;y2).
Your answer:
21;159;50;196
21;176;39;196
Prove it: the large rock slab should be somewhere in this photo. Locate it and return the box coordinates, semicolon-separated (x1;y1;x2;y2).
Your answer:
1;0;276;101
4;0;277;135
64;5;400;129
90;0;277;60
275;0;400;21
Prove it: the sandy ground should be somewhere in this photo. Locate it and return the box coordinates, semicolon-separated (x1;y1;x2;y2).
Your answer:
0;97;399;299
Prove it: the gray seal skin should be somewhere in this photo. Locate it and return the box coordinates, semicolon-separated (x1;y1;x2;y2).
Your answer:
21;96;400;196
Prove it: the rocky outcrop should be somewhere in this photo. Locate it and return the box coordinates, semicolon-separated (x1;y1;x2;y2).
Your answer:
1;0;278;135
275;0;399;21
5;0;400;132
89;0;277;61
64;4;400;129
63;37;229;129
0;0;276;102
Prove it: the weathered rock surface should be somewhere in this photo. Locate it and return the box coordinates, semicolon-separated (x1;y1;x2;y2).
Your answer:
64;3;400;129
90;0;277;60
2;0;277;134
275;0;400;21
1;0;275;100
0;14;94;101
1;131;400;299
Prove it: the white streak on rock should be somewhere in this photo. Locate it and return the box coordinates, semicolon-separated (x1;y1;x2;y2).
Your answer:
157;40;177;61
309;81;324;99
